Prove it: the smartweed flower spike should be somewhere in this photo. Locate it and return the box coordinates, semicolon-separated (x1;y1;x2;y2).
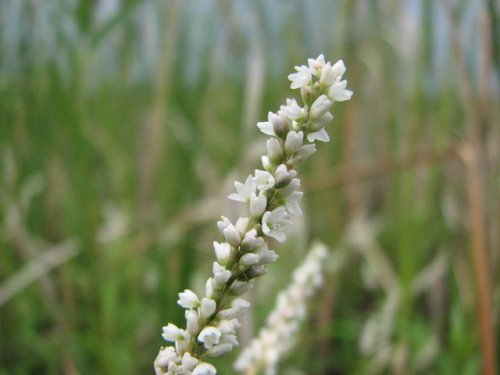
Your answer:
154;55;352;375
234;243;329;375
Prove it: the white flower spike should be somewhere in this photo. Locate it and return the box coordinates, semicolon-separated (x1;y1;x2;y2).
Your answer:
155;56;351;375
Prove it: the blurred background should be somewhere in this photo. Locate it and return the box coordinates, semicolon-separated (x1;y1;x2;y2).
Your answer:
0;0;498;374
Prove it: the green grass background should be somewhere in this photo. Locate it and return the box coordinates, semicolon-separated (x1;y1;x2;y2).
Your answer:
0;0;498;374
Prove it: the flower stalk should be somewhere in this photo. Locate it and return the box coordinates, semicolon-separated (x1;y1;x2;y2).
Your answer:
154;55;352;375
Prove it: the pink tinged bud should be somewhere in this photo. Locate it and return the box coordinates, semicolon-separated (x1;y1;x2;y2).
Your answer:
177;289;200;309
181;352;199;371
198;326;222;349
265;137;283;166
213;262;232;284
240;253;260;266
284;131;304;154
249;193;267;218
206;342;234;357
213;241;231;265
310;95;332;119
192;362;217;375
200;297;217;319
185;309;199;335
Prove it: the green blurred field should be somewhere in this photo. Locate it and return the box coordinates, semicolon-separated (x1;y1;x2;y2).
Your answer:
0;0;498;374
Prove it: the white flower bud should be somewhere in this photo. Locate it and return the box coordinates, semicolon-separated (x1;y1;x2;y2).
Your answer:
279;177;301;197
206;342;234;357
205;278;214;299
240;253;260;266
177;289;200;309
240;229;265;251
213;262;231;284
200;297;216;320
198;326;222;349
275;164;297;187
270;110;289;137
155;347;179;367
266;137;283;165
213;241;231;265
162;323;188;342
181;352;199;371
319;62;336;86
310;95;332;119
192;362;217;375
249;192;267;218
235;217;250;235
309;111;333;132
223;225;241;247
332;59;346;78
185;309;199;335
229;280;255;295
284;131;304;154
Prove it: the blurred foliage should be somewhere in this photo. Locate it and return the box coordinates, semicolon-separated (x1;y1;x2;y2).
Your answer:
0;0;498;374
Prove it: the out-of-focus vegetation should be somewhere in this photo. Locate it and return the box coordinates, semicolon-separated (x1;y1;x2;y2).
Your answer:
0;0;498;374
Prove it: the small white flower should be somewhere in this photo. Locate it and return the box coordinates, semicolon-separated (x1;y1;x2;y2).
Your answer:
280;98;305;120
288;144;317;166
307;128;330;143
192;362;217;375
288;65;312;89
257;111;288;137
213;241;231;265
198;326;222;349
261;207;291;242
253;170;275;191
177;289;200;309
217;217;241;246
213;262;232;284
307;54;326;72
249;192;267;218
181;352;199;371
284;191;303;216
284;131;303;154
228;175;255;202
319;62;336;86
162;323;188;342
217;298;250;320
200;297;216;320
235;217;250;235
328;77;353;102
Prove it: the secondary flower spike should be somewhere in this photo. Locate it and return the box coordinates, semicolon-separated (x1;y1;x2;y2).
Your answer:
154;55;352;375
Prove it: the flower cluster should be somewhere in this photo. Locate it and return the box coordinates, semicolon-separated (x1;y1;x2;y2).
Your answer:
234;243;329;375
154;55;352;375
